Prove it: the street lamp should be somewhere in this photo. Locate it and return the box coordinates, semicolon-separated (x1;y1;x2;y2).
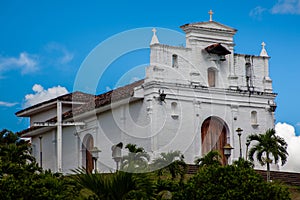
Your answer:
90;146;101;173
236;127;243;159
112;142;123;171
246;139;250;160
39;135;42;167
223;143;234;165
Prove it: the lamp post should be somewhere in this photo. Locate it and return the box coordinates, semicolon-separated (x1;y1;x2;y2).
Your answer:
223;143;234;165
112;142;123;171
39;135;42;167
246;139;250;161
236;128;243;159
90;147;101;173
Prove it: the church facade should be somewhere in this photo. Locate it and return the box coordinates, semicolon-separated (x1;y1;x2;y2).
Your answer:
16;16;277;174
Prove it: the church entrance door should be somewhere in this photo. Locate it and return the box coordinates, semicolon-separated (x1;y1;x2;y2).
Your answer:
82;134;94;173
201;117;228;165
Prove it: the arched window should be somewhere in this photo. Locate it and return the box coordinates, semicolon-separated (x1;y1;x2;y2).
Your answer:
208;68;216;87
251;111;258;125
172;54;178;68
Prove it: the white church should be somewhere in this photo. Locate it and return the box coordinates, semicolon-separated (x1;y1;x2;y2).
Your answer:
16;13;277;174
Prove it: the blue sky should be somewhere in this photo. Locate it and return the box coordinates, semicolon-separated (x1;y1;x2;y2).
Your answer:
1;0;300;137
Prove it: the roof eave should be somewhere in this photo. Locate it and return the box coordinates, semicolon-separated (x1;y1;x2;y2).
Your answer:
16;101;58;117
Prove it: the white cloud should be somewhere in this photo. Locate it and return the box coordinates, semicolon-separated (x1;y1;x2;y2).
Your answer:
275;122;300;172
0;101;18;107
250;6;267;19
0;52;38;75
24;84;68;107
45;42;74;64
130;76;141;83
271;0;300;14
106;86;112;91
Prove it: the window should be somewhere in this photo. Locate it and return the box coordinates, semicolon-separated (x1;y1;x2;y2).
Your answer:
172;54;178;68
171;102;179;119
245;56;254;89
208;68;216;87
251;111;258;125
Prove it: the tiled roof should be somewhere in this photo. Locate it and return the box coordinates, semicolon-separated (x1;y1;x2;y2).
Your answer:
15;91;94;116
17;79;144;136
205;43;231;55
73;79;144;115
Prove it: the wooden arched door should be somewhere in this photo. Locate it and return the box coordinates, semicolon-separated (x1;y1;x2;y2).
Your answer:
82;134;94;173
201;117;228;164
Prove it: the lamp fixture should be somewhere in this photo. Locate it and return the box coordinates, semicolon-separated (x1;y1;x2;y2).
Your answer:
223;143;233;165
268;100;277;112
159;90;167;102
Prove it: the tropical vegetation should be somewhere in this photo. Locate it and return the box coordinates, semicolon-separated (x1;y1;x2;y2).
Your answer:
247;128;288;182
0;129;293;199
0;129;79;200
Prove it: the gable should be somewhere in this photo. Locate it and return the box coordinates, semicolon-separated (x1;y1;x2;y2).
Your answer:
181;21;237;34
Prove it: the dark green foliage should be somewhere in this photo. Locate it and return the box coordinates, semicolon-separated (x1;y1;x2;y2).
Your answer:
233;157;254;169
154;179;186;200
0;129;79;200
152;150;187;181
182;164;291;200
72;168;155;200
194;150;222;167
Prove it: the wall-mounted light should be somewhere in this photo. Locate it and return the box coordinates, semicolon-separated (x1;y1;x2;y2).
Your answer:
159;90;167;102
268;100;277;112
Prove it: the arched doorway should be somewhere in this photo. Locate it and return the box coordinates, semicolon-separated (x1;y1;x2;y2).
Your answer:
82;134;94;173
201;116;229;164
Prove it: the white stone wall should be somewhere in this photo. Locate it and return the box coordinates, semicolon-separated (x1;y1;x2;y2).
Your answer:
30;105;72;126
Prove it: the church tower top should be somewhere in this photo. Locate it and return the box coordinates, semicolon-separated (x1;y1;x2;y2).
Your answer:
150;28;160;45
260;42;269;57
180;14;237;47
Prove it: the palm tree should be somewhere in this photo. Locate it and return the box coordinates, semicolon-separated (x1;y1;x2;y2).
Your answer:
152;150;187;181
248;128;288;181
194;150;222;168
72;168;155;199
121;143;150;173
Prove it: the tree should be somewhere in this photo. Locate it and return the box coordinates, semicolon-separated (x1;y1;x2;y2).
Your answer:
152;150;187;181
248;129;288;181
0;129;40;178
121;143;150;173
0;129;79;199
194;150;222;168
233;157;254;169
182;164;291;200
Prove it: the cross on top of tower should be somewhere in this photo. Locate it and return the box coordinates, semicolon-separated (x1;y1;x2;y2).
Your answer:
260;41;269;57
208;9;214;21
150;28;160;45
